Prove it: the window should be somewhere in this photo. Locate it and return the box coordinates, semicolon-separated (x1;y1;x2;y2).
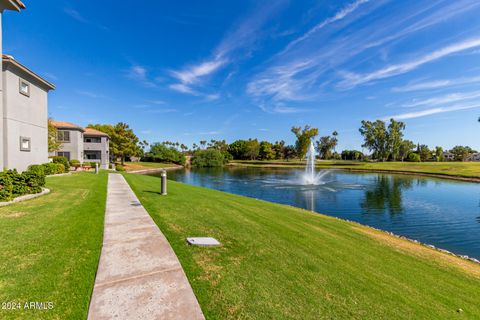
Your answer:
20;137;31;152
84;150;101;160
19;79;30;97
57;130;71;142
84;137;101;143
57;152;71;160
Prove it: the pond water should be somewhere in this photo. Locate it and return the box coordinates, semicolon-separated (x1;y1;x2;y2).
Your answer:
150;167;480;259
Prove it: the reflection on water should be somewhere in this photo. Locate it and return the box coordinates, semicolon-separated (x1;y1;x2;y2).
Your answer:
361;175;413;215
151;167;480;259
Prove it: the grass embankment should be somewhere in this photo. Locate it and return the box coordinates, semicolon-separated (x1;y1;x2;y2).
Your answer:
123;161;180;172
0;172;108;320
230;160;480;180
124;173;480;319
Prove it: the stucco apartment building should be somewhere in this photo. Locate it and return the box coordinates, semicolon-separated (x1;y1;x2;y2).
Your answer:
1;1;55;171
50;121;110;169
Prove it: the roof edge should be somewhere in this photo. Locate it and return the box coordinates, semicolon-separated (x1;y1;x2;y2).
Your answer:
3;54;55;90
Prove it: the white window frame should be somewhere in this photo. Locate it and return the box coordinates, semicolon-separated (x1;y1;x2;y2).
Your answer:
20;136;31;152
19;79;30;97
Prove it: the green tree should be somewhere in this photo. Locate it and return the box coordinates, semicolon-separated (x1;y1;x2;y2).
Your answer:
229;140;248;160
388;119;406;161
399;140;415;162
359;119;405;161
88;122;141;164
291;125;319;159
272;140;286;160
283;145;297;160
48;119;61;152
191;149;226;167
245;139;260;160
316;132;338;159
450;146;475;161
259;141;275;160
417;144;431;162
435;146;444;162
359;120;390;161
148;143;186;165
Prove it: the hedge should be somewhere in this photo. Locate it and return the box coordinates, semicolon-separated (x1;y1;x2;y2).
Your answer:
0;168;46;202
52;156;70;171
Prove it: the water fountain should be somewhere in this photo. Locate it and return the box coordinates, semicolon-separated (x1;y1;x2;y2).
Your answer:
301;141;330;185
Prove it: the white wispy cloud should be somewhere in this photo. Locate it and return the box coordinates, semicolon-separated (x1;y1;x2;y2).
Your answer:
247;60;315;101
76;90;108;99
383;103;480;120
338;37;480;89
127;65;157;88
64;7;109;30
402;90;480;108
392;76;480;92
169;1;286;97
282;0;369;53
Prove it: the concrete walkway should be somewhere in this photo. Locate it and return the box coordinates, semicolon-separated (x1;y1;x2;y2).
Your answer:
88;173;204;320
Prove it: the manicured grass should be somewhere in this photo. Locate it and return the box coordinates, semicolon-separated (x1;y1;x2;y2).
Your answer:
0;172;108;320
123;161;180;171
230;160;480;179
125;173;480;319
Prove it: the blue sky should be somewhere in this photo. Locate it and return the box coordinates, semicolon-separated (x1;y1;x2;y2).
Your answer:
5;0;480;151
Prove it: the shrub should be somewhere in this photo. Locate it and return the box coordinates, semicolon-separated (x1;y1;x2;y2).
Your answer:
0;168;45;201
42;163;58;175
0;171;13;201
145;143;186;165
21;170;45;194
54;163;65;174
115;164;125;172
69;159;81;167
53;156;70;171
192;149;225;167
28;164;45;176
407;153;421;162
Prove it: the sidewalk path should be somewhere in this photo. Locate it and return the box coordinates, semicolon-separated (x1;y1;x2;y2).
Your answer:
88;173;204;320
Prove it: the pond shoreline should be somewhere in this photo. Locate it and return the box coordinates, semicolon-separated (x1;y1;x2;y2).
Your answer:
228;163;480;183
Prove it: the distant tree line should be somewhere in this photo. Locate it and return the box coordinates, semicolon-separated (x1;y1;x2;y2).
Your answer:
85;119;478;168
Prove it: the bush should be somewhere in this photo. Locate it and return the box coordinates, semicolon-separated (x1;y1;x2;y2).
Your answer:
28;164;45;176
192;149;225;167
115;164;125;172
42;163;58;175
55;163;65;174
69;159;81;168
407;153;421;162
145;143;186;165
53;156;70;171
0;168;45;201
0;171;13;201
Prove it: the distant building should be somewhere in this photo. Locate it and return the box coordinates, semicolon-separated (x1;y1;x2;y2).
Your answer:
467;153;480;162
0;1;56;171
442;152;455;161
50;121;110;169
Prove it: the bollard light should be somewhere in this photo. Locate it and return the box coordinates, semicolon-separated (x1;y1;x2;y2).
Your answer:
160;169;167;195
95;163;99;174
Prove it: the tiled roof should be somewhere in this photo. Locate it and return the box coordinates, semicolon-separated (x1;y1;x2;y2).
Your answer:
50;120;85;132
84;127;109;137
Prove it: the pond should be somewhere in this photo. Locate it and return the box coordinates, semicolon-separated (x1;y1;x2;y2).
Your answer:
150;167;480;259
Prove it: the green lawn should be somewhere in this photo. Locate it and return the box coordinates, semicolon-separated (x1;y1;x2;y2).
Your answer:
123;161;180;172
230;160;480;179
124;173;480;320
0;172;107;320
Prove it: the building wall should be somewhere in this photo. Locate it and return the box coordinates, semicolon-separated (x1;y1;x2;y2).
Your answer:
50;129;84;162
84;135;109;169
2;64;48;171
